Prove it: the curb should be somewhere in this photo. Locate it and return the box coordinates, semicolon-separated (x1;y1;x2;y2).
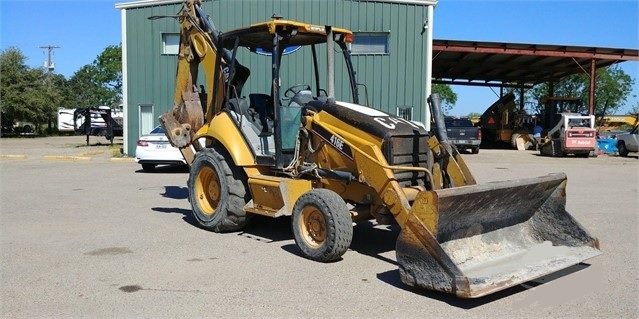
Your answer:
110;157;136;163
1;154;136;162
43;155;92;161
0;154;28;160
79;151;106;156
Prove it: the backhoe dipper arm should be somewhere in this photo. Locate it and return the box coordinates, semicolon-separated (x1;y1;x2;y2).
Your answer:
156;0;225;155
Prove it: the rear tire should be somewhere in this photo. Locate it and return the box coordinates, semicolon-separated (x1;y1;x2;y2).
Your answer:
618;141;629;157
471;147;479;154
188;146;251;232
292;189;353;262
141;163;156;172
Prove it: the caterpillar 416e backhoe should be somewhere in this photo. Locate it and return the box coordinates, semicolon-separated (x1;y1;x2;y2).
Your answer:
151;0;600;298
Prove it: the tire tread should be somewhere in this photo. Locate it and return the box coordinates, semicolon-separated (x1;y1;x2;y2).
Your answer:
292;189;353;262
188;147;251;232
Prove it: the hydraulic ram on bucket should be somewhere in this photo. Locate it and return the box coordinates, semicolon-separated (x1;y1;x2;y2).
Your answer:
396;172;601;298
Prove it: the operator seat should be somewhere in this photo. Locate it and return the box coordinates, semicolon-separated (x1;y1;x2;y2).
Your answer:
289;90;314;108
249;93;274;136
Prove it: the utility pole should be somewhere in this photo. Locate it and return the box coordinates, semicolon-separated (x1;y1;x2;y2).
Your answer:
40;45;60;133
40;45;60;73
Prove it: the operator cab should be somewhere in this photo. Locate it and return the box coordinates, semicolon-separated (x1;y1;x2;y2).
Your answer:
540;96;587;130
214;18;360;168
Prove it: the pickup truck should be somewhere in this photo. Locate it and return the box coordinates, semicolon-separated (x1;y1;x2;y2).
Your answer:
616;124;638;157
444;117;482;154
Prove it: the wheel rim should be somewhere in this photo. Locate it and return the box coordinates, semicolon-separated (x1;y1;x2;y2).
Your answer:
299;206;327;248
194;166;220;217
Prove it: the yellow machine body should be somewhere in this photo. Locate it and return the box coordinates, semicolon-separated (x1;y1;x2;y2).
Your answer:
154;0;601;298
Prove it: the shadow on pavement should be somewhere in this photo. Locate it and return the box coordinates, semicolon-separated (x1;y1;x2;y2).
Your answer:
135;165;189;174
151;185;196;226
349;221;400;266
161;185;189;199
151;206;200;227
238;215;294;243
376;262;591;308
241;218;401;263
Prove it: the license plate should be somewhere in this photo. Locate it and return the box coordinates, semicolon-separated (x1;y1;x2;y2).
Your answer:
457;140;468;144
156;144;167;149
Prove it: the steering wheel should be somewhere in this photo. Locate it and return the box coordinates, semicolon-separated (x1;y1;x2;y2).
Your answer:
284;84;311;98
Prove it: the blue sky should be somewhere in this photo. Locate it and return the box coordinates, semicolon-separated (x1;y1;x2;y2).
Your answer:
1;0;637;115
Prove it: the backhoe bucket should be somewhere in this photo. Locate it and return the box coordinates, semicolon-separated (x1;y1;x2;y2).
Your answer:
397;173;600;298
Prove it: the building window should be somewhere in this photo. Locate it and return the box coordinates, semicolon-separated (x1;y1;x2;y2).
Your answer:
139;104;154;135
396;106;413;121
162;33;179;55
351;32;390;55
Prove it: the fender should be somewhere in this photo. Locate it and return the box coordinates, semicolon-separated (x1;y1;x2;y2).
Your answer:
193;112;255;166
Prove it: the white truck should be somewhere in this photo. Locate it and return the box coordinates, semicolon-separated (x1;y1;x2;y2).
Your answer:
616;125;639;157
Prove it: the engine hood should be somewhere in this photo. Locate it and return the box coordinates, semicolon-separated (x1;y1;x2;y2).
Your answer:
306;100;429;139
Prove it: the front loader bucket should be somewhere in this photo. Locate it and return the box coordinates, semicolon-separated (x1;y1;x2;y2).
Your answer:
396;173;600;298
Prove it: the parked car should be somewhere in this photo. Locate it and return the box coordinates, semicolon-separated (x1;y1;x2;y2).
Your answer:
135;125;187;171
444;117;482;154
615;125;639;157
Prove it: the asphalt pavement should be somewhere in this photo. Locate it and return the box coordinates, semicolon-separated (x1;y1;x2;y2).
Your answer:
1;136;637;318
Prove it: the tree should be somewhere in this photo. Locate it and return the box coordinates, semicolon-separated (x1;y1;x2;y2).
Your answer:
1;45;122;134
432;83;457;114
1;47;31;125
94;44;122;103
525;64;634;115
1;46;63;133
23;68;52;129
68;65;105;108
67;44;122;108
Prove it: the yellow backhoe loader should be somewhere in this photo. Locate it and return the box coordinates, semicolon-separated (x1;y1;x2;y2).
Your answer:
151;0;600;298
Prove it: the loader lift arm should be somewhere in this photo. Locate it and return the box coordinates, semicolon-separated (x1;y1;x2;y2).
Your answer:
299;94;599;298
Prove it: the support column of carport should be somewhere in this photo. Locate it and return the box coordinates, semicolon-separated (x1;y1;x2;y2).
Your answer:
589;59;596;115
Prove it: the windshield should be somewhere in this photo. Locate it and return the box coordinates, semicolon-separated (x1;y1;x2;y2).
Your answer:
445;118;474;127
149;126;165;134
218;23;358;106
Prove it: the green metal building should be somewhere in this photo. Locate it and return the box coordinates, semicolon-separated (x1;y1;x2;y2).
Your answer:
115;0;437;156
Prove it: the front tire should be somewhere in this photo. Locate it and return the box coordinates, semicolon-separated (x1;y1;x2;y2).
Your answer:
618;141;629;157
188;146;251;232
292;189;353;262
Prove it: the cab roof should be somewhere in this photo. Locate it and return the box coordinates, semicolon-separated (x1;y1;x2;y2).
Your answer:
219;19;353;51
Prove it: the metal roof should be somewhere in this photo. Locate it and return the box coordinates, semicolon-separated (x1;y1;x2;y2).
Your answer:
221;20;353;49
432;39;639;87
